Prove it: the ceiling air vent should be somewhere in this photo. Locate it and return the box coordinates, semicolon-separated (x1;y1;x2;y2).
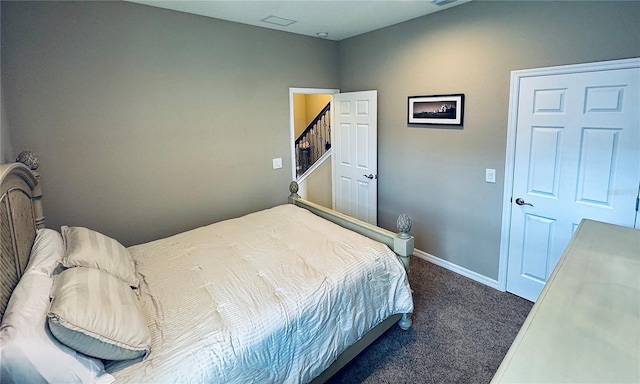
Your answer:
432;0;457;6
260;15;296;27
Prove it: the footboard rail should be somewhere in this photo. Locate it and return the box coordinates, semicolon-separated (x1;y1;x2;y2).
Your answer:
287;181;414;271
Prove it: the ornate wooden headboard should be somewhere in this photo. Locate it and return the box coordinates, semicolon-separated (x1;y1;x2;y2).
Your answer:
0;153;45;321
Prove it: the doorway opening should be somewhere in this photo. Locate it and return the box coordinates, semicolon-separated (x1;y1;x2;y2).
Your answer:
289;88;339;208
293;94;332;178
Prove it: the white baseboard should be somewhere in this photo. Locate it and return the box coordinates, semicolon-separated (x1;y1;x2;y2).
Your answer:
413;249;502;291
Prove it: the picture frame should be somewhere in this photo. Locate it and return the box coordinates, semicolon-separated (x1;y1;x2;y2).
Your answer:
408;94;465;126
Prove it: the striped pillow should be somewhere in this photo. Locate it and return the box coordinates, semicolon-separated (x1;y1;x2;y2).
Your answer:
47;267;151;361
62;226;138;287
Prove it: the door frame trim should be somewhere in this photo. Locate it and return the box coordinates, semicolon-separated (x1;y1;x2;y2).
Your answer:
288;87;340;182
497;57;640;292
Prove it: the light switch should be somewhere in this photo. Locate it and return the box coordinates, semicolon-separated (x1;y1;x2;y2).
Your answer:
486;168;496;183
272;158;283;169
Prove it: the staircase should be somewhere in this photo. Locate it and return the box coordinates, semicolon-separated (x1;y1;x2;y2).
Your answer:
295;103;331;178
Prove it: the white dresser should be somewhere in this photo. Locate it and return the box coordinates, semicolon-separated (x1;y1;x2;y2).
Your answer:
492;219;640;383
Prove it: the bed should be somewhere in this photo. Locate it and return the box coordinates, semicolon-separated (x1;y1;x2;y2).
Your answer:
0;154;414;383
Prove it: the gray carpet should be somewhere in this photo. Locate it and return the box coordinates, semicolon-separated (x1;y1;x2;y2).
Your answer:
328;256;534;384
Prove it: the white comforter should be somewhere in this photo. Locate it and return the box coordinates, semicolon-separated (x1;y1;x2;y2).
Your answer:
112;204;413;383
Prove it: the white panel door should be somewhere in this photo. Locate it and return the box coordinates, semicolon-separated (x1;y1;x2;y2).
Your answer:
332;91;378;225
507;67;640;302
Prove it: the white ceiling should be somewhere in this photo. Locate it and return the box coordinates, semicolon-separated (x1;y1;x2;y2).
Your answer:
125;0;471;41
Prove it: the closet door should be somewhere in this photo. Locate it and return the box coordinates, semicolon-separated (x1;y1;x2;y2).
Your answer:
506;63;639;302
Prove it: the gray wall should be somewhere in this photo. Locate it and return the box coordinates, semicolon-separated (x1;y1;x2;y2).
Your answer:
1;1;339;245
0;3;13;164
339;1;640;279
0;90;13;164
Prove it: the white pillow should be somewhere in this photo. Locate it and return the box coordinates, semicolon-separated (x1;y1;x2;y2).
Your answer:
0;272;114;384
61;226;139;288
24;228;64;276
48;267;151;361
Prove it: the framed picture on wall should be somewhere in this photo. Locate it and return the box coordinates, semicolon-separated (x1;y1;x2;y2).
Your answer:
408;94;465;126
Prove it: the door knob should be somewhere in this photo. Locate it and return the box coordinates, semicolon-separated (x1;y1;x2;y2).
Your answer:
514;198;533;207
363;174;377;180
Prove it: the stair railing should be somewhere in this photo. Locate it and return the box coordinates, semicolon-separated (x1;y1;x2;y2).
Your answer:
295;103;331;178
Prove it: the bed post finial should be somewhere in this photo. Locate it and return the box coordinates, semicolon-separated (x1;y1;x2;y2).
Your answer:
288;181;300;204
394;214;413;272
397;214;412;239
16;151;39;171
15;151;45;229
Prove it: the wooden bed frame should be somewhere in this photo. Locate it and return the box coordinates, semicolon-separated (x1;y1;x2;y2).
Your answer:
0;160;45;320
0;155;414;383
